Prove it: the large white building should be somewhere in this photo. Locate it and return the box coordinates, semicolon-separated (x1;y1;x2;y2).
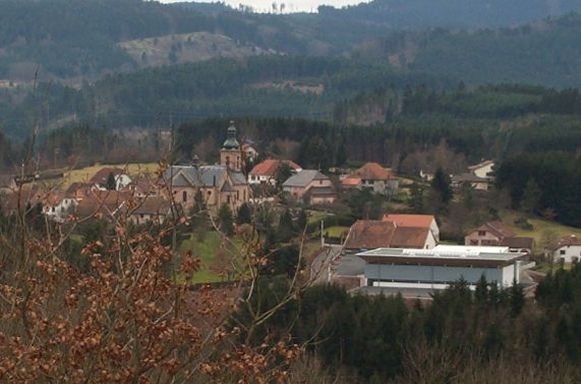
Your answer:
358;245;526;291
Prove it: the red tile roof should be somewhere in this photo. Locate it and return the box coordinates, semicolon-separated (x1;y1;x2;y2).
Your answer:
344;220;429;250
469;221;515;239
89;167;126;185
554;235;581;249
249;159;302;177
353;162;392;181
344;220;396;250
383;214;435;229
341;176;362;187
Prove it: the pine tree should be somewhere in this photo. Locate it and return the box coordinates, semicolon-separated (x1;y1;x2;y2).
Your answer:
236;202;252;225
430;167;453;205
105;172;117;190
217;204;234;236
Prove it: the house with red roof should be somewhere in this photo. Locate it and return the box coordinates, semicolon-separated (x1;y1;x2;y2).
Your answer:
343;220;437;254
248;159;302;185
341;162;398;195
552;235;581;263
383;214;440;242
464;221;534;254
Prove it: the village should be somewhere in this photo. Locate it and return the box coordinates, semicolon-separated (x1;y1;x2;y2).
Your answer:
1;121;578;300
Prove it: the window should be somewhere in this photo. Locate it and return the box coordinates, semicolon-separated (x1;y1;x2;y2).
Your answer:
182;191;187;202
227;195;230;204
560;249;566;255
478;230;486;236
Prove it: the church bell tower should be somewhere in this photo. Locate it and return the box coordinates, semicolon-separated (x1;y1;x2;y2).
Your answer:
220;121;242;172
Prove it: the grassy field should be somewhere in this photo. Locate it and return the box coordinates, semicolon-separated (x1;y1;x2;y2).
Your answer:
179;230;249;284
60;162;160;189
325;226;349;238
500;210;581;252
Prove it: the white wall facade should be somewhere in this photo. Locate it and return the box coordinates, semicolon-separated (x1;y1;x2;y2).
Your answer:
553;245;581;263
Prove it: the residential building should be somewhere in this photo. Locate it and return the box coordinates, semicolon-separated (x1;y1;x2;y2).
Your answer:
343;220;437;254
41;192;78;222
465;221;515;246
465;221;533;254
552;235;581;263
341;162;398;195
128;196;172;225
452;160;495;191
282;170;336;205
248;159;302;185
383;214;440;242
358;245;526;291
89;167;132;191
468;160;495;179
451;173;491;191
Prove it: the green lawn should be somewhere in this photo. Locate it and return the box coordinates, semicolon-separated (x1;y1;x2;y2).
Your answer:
179;230;247;283
500;210;581;252
325;226;349;238
61;162;159;189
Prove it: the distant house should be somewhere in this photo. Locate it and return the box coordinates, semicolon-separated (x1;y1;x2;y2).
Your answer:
465;221;515;246
451;173;491;191
552;235;581;263
75;190;132;220
341;162;398;195
41;192;78;222
282;170;336;205
464;221;534;254
248;159;302;185
127;177;159;198
65;182;95;201
89;167;132;191
128;196;172;225
383;214;440;242
343;220;437;254
452;160;495;191
468;160;494;178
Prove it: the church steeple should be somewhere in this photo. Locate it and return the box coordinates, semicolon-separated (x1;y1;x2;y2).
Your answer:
220;121;242;171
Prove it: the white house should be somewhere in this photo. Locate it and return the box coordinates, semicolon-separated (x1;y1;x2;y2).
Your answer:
248;159;302;185
89;167;132;191
358;245;526;291
468;160;495;179
552;235;581;263
42;193;78;222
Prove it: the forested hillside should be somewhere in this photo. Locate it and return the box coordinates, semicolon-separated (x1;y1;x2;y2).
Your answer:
320;0;581;29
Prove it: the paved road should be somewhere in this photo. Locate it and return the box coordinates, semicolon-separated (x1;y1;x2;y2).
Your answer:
310;244;342;284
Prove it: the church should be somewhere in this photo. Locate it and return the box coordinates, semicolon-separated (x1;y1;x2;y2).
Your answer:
163;122;251;215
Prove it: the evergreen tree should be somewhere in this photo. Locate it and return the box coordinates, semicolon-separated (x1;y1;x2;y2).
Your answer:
409;182;425;213
509;279;525;317
520;177;542;215
274;162;293;191
296;209;308;234
236;202;252;225
277;208;295;243
217;204;234;236
474;275;489;305
105;172;117;190
430;167;453;205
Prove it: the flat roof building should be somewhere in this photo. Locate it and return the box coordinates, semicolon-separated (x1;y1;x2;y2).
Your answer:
357;245;526;292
